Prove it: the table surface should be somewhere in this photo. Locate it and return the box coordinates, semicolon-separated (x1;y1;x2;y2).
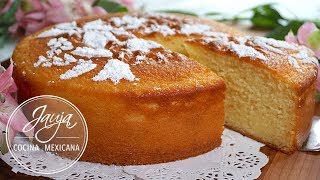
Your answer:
1;146;319;180
0;21;320;180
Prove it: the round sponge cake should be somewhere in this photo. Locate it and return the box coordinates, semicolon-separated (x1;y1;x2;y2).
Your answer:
13;12;318;165
12;13;227;165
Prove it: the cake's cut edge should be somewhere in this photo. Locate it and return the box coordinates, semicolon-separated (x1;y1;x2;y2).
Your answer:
183;40;317;154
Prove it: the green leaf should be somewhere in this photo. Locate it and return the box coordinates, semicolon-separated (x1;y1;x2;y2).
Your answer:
0;0;21;25
250;4;284;29
21;0;32;12
0;0;20;47
0;1;6;9
205;12;221;16
0;35;8;48
251;14;280;28
0;132;9;155
314;19;320;29
266;20;304;40
0;26;9;48
157;10;198;16
308;31;320;49
93;0;128;13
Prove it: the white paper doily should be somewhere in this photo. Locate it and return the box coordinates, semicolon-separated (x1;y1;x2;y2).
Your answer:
1;129;269;180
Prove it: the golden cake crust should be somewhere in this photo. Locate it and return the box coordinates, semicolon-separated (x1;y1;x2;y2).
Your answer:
12;12;317;162
187;39;317;95
13;13;227;165
13;13;228;97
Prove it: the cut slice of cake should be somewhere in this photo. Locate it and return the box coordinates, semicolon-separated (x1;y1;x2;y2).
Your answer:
183;35;317;153
131;13;317;153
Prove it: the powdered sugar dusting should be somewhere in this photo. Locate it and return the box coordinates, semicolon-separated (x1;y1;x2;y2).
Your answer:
60;60;97;79
197;33;316;71
156;52;168;63
33;13;317;84
34;56;51;67
203;36;230;50
250;37;285;55
64;53;77;63
53;56;68;66
104;31;118;42
83;19;113;31
288;56;301;69
92;59;135;84
136;55;146;61
201;35;267;61
34;37;74;67
254;36;298;50
47;37;73;58
83;31;108;49
180;24;211;35
126;38;162;53
38;21;81;37
81;19;119;49
229;42;268;61
110;15;147;29
71;47;113;58
144;24;175;36
293;47;319;66
118;51;126;60
235;37;247;44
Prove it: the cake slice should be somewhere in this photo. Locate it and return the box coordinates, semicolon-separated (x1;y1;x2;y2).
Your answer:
133;13;318;153
183;35;317;153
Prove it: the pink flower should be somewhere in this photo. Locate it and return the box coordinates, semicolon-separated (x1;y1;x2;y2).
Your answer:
0;0;13;14
297;22;318;46
9;0;107;36
0;64;34;154
284;31;298;44
8;0;135;36
0;64;16;95
285;22;320;59
115;0;134;7
72;0;107;18
9;0;68;35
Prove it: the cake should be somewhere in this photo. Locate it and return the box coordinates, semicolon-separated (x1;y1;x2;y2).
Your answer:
12;13;226;165
12;12;318;165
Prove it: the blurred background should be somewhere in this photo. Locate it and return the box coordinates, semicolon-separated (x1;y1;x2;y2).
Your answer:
1;0;320;61
135;0;320;19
